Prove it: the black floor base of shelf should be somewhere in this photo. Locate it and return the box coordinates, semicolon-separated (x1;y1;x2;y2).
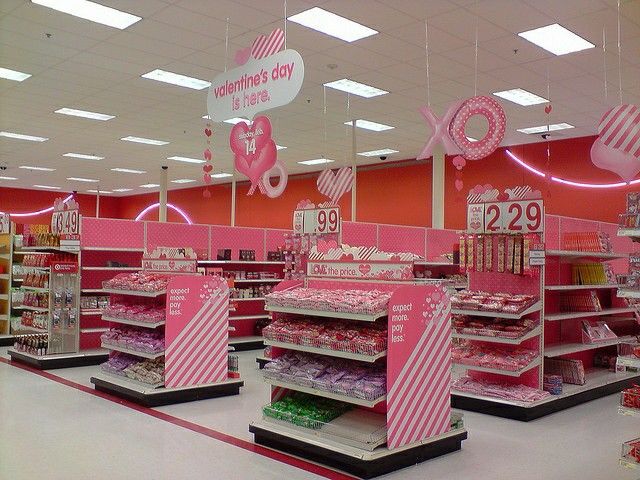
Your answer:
91;376;244;407
255;356;270;369
8;349;108;370
452;373;640;421
0;335;15;347
230;340;264;351
249;424;467;479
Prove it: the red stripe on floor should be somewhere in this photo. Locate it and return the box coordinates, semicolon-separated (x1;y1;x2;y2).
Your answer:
0;357;356;480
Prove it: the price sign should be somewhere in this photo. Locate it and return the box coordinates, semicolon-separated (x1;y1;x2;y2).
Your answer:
51;208;80;235
0;213;10;234
294;207;341;235
470;199;543;234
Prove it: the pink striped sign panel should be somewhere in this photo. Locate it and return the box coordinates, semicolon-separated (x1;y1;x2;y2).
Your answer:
386;284;452;449
251;28;285;60
165;276;230;388
599;104;640;157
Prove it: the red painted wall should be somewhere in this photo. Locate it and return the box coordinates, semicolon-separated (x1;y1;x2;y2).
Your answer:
0;135;632;229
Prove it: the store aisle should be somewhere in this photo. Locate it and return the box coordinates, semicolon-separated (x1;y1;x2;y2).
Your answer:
0;349;634;480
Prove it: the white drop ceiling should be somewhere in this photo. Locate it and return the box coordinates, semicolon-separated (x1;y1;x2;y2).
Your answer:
0;0;639;195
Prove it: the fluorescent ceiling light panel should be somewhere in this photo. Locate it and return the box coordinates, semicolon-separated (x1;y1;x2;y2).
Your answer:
67;177;99;183
212;173;233;178
325;79;388;98
121;136;169;146
112;188;133;192
140;183;159;188
167;156;204;164
55;107;115;121
0;67;31;82
141;69;210;90
0;131;48;142
33;184;60;190
276;145;287;150
517;123;575;134
171;179;196;184
298;158;334;166
518;23;595;56
63;153;103;160
19;165;55;171
345;119;395;131
111;168;146;174
357;148;399;157
31;0;141;30
87;189;111;194
223;117;251;125
287;7;378;42
492;88;548;106
0;176;17;180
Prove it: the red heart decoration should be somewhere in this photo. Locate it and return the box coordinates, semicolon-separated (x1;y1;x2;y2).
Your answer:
229;116;272;166
203;189;211;199
234;140;277;187
203;164;213;173
204;128;212;137
358;264;372;275
497;192;509;201
203;173;211;184
204;149;212;161
544;105;552;114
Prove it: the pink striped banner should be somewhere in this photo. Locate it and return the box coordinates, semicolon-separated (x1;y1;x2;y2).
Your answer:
386;284;452;449
165;276;230;388
599;104;640;157
251;28;285;60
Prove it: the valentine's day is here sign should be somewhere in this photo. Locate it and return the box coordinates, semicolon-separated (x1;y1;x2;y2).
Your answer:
207;49;304;121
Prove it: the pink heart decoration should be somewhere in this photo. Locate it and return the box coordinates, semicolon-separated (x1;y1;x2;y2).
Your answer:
544;105;552;114
470;220;481;230
497;192;509;201
203;189;211;199
235;140;277;188
229;116;272;165
317;167;354;204
203;164;213;173
204;149;212;161
598;104;640;158
251;28;285;60
204;128;212;137
452;155;466;170
234;47;251;66
591;137;640;181
358;264;372;275
203;173;211;184
455;179;464;191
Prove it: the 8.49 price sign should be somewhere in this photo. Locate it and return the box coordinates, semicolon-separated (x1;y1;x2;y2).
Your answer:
293;206;341;235
51;208;80;235
467;199;543;234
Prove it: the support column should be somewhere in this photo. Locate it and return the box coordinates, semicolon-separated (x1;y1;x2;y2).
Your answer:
159;166;168;222
351;120;357;222
431;147;445;229
231;176;237;226
95;189;100;218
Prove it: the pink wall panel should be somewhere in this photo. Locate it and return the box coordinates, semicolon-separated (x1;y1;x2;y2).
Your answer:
210;225;265;260
81;218;144;249
377;225;426;257
342;221;378;247
545;215;560;250
265;229;289;253
425;228;459;259
145;222;210;259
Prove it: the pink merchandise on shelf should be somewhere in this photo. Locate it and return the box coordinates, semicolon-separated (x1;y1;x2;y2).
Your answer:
103;272;169;293
452;315;537;339
452;343;538;371
263;318;387;355
100;327;165;353
452;290;538;314
103;300;165;324
452;376;550;402
265;288;392;315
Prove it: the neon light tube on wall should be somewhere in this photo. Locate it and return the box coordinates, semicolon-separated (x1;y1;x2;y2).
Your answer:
134;203;193;224
0;194;74;217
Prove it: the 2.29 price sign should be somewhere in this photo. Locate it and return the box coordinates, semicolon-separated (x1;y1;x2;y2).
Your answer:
51;208;80;235
293;206;341;235
468;200;543;234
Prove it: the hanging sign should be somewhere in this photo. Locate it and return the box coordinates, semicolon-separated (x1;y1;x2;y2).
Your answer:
0;213;10;234
529;243;546;266
51;198;80;235
468;199;543;234
142;247;198;273
293;206;341;235
207;49;304;122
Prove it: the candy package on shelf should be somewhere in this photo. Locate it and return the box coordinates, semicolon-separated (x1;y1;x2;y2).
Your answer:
571;263;614;285
265;288;392;315
103;272;169;293
100;352;165;385
621;385;640;411
452;376;550;403
543;374;563;395
100;327;165;353
263;352;386;401
452;314;538;339
452;343;538;371
559;291;601;313
451;290;538;314
103;299;165;324
263;317;387;355
543;357;585;385
562;232;612;253
262;392;351;430
581;320;617;343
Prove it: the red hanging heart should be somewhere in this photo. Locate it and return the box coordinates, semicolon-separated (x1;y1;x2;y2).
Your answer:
544;105;552;114
204;127;212;137
203;164;213;173
204;149;212;161
203;173;211;184
203;188;211;198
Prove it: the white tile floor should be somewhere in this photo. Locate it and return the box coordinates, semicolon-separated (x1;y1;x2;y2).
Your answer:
0;347;635;480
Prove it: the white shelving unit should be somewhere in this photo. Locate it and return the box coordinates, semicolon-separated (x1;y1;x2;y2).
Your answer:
264;339;386;362
545;284;622;291
544;307;637;321
452;326;541;345
452;301;542;320
101;315;165;329
101;342;165;360
453;356;541;377
263;378;386;408
101;288;166;298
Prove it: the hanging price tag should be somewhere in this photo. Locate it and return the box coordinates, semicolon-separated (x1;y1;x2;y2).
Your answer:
468;200;544;234
294;207;341;235
51;208;80;235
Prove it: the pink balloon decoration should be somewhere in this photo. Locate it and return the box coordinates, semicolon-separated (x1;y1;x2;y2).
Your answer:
449;96;506;161
234;47;251;66
452;155;466;170
590;137;640;181
203;173;212;184
261;161;288;198
455;179;464;191
204;149;212;161
417;101;464;159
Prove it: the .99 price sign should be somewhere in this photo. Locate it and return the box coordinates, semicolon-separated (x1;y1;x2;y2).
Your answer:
51;208;80;235
483;199;543;233
294;207;341;235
